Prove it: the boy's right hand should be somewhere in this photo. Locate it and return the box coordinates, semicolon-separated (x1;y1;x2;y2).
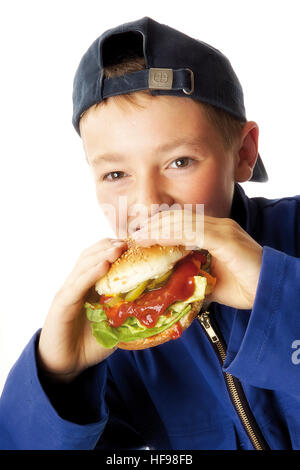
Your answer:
37;238;128;384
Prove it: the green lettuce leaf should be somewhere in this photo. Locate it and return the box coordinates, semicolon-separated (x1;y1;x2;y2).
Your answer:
84;275;207;348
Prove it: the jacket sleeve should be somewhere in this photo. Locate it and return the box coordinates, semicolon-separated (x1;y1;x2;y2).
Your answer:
0;330;150;450
0;330;109;449
223;245;300;395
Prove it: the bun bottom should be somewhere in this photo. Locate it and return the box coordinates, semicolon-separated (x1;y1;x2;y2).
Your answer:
117;300;203;350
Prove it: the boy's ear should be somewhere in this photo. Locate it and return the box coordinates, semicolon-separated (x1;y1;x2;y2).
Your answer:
234;121;259;183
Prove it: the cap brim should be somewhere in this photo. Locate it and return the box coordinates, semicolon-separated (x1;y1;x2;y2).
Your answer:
250;153;268;182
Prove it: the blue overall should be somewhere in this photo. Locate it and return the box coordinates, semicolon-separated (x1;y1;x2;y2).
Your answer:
1;184;300;450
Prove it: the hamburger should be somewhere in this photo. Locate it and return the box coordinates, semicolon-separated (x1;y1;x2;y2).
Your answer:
84;240;216;350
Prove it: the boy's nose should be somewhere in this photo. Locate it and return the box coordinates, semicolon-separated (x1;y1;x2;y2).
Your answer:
135;177;174;208
129;179;175;233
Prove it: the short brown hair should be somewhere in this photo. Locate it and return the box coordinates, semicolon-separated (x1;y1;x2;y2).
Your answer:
82;56;245;150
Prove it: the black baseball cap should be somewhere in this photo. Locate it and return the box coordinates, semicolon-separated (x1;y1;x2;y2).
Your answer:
72;16;268;182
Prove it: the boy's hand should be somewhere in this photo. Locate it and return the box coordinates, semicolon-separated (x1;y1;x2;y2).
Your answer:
131;210;263;310
37;238;127;383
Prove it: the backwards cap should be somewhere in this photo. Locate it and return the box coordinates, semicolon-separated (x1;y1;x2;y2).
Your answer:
72;16;268;182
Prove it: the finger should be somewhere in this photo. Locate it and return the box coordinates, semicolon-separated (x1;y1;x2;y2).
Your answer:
74;239;127;274
80;238;127;260
133;238;198;250
132;237;181;247
133;219;230;255
66;245;126;287
143;212;238;234
132;218;199;247
136;210;198;235
71;245;125;302
140;217;243;260
79;244;126;276
140;210;183;226
85;259;112;286
83;240;128;266
73;259;111;301
139;211;227;229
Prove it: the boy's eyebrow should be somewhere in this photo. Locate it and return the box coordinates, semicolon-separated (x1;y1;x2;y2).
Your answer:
90;136;205;167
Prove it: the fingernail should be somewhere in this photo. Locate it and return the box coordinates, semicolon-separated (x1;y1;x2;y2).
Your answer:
112;240;125;246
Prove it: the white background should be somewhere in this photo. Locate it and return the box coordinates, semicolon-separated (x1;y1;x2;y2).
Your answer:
0;0;299;394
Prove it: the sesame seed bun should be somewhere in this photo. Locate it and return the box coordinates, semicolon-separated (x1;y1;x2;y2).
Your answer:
95;238;190;295
117;300;203;350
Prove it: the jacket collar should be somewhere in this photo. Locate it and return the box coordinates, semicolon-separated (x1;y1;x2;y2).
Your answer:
230;183;256;235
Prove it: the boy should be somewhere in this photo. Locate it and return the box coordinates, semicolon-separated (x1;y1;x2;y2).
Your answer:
0;16;300;450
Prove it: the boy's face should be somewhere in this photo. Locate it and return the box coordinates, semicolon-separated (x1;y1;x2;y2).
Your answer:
80;95;240;236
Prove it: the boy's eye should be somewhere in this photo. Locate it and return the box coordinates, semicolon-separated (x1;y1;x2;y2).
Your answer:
102;171;126;182
168;157;193;169
101;158;194;181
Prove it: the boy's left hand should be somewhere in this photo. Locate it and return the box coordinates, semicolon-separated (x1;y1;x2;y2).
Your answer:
131;210;263;310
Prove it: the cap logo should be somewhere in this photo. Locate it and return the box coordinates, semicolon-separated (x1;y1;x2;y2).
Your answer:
149;68;173;90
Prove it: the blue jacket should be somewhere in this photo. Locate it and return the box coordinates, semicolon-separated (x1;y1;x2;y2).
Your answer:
1;183;300;450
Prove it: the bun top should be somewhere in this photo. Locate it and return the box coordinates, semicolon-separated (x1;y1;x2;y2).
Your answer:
95;239;190;295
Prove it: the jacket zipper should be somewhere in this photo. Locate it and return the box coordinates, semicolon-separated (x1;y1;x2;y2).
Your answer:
197;311;270;450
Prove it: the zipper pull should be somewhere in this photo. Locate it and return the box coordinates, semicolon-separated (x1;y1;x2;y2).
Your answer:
197;312;219;343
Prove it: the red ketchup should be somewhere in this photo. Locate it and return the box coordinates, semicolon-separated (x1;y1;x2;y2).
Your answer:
170;321;183;340
102;251;206;330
